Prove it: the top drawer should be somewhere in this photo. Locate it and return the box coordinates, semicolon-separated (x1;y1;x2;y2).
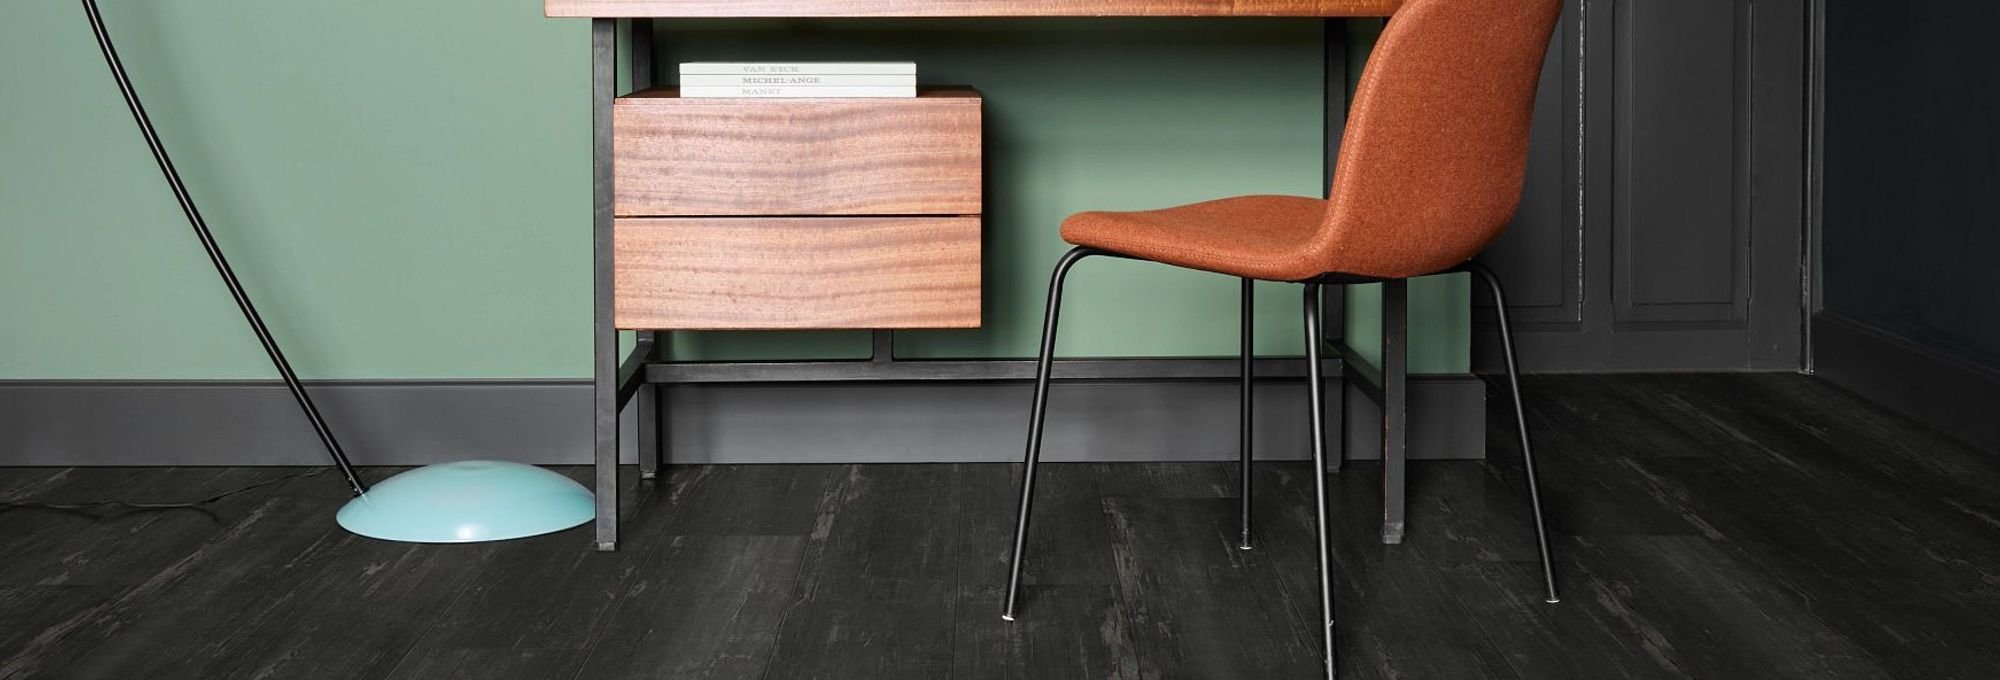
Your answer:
613;87;982;217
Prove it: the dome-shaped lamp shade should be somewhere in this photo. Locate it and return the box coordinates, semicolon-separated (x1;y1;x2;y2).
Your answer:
337;461;593;543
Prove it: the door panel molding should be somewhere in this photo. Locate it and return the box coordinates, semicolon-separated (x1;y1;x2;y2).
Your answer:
1610;0;1753;329
1475;0;1806;372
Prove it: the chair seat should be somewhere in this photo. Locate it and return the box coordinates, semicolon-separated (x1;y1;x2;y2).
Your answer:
1060;194;1332;281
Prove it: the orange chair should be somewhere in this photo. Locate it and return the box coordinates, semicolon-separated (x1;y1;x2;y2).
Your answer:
998;0;1566;676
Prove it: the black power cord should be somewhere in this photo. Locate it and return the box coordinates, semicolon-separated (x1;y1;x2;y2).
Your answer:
0;468;332;513
3;1;375;513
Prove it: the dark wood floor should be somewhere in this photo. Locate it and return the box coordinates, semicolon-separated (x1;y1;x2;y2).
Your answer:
3;374;1999;679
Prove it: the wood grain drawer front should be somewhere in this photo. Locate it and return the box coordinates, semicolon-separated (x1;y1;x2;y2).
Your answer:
614;88;982;217
615;217;981;330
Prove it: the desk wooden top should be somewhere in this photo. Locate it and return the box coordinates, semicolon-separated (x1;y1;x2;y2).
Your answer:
546;0;1401;19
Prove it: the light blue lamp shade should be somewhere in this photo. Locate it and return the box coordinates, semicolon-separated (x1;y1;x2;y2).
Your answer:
336;461;594;543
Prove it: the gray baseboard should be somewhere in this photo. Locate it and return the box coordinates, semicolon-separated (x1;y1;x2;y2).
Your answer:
0;375;1485;466
1813;312;2000;454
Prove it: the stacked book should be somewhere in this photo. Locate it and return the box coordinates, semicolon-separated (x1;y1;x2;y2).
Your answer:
679;62;917;98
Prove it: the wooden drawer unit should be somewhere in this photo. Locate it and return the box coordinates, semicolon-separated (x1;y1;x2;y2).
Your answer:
611;87;983;330
613;87;981;216
615;216;980;329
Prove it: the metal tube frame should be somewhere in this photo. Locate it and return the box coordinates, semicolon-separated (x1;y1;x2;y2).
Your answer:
1315;275;1408;546
591;17;619;551
1000;246;1102;621
583;21;1555;680
1303;283;1339;680
998;254;1346;676
1239;278;1256;551
1459;262;1561;604
630;19;663;483
1380;279;1408;545
587;18;1412;571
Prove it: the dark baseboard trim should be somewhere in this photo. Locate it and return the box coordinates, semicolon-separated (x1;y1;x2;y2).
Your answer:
1813;312;2000;454
0;375;1484;466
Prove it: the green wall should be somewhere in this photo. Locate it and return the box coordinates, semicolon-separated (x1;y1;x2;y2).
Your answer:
1;3;1464;380
3;0;586;379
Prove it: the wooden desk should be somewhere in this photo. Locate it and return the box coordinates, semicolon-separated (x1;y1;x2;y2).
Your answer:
564;3;1405;551
549;0;1400;19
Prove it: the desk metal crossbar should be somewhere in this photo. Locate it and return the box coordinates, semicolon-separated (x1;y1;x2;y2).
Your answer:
575;4;1406;551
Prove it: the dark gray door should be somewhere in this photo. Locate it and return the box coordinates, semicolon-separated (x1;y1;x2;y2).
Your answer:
1476;0;1809;372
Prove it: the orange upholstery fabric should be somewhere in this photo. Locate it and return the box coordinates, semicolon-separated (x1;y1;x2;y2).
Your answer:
1061;195;1330;281
1061;0;1563;281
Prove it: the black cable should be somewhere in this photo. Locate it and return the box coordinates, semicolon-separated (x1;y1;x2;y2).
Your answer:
78;0;368;497
0;468;332;513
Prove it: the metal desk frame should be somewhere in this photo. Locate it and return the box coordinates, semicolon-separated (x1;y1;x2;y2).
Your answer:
587;17;1408;551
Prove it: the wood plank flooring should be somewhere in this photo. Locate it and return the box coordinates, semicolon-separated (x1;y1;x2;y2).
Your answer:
2;374;1998;679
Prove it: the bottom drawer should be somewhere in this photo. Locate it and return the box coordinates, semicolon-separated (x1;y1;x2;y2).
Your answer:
615;216;981;330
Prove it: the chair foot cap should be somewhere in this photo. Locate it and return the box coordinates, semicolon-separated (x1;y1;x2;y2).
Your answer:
1000;614;1016;622
1544;596;1561;604
1380;522;1406;545
596;541;618;552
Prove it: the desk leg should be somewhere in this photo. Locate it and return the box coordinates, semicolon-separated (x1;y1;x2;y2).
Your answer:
630;19;662;484
637;335;660;480
1323;19;1349;474
591;17;620;552
1381;279;1408;545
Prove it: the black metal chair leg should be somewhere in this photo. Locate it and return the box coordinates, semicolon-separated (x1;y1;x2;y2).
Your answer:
1303;284;1339;680
1240;277;1256;551
1322;283;1344;474
1002;246;1101;622
1463;262;1560;604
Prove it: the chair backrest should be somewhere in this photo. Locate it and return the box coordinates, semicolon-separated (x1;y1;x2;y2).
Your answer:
1310;0;1563;279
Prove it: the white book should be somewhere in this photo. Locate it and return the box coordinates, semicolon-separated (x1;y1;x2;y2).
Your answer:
679;61;917;76
681;74;916;87
681;85;918;98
